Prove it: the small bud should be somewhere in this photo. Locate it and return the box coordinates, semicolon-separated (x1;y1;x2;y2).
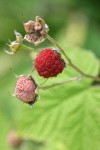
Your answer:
7;130;22;148
14;75;38;105
24;16;49;46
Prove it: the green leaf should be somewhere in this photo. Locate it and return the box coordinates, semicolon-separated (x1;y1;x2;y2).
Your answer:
18;85;100;150
17;47;100;150
62;46;99;84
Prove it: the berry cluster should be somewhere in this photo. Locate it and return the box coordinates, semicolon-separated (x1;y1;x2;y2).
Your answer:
6;17;65;105
14;48;65;104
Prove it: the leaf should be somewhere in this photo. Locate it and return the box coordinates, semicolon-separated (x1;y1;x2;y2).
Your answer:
18;85;100;150
17;47;100;150
62;46;99;84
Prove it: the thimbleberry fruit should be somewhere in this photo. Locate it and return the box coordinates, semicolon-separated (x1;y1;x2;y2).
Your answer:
34;48;65;78
14;75;38;105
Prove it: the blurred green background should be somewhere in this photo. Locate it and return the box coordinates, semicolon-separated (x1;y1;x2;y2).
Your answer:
0;0;100;57
0;0;100;150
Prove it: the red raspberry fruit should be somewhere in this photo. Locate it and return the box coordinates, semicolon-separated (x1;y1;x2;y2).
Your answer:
14;75;38;105
34;48;65;78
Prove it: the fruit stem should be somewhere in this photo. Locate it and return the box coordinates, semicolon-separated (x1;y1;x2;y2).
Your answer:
46;34;71;64
69;63;100;80
47;34;100;81
21;44;34;51
39;76;82;90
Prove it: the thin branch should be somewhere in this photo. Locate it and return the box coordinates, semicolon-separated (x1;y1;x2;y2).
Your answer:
46;34;71;64
70;63;100;80
39;76;82;90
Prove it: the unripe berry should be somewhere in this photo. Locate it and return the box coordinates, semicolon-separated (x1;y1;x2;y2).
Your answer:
34;48;65;78
7;130;22;148
14;75;38;105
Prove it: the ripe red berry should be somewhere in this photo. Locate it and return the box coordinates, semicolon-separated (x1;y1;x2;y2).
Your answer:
14;75;38;105
34;48;65;78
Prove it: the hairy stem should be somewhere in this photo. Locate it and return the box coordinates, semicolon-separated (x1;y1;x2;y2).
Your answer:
39;76;82;90
47;34;100;81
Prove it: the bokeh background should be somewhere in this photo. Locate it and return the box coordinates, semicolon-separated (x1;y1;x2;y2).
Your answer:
0;0;100;150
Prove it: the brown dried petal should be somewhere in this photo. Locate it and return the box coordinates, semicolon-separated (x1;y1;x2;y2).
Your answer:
24;16;49;45
24;20;35;32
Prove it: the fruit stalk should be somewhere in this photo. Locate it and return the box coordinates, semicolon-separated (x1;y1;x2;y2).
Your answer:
21;44;34;51
39;76;82;90
46;34;100;81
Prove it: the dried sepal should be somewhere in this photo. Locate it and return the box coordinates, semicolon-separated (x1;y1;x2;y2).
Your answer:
24;16;49;46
